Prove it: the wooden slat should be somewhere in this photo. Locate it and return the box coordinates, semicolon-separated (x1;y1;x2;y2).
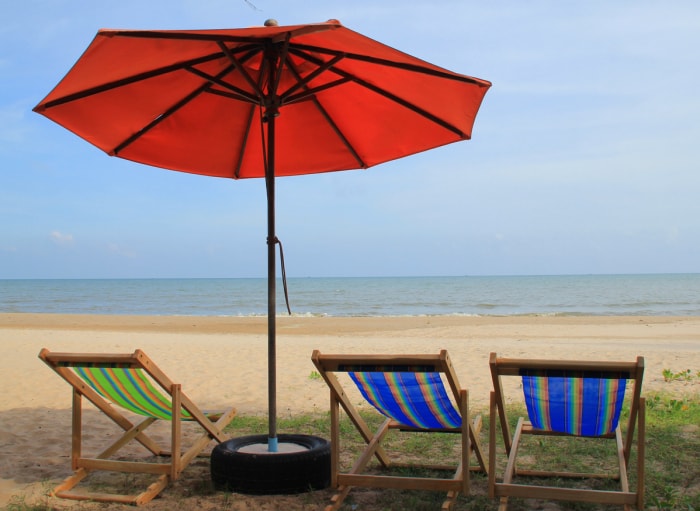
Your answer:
494;483;637;505
492;355;643;378
41;349;140;366
55;490;139;505
515;469;620;479
312;351;445;372
77;458;172;475
338;474;463;492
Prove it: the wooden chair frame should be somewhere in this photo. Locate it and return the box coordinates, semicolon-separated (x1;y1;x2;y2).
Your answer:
39;348;237;505
488;352;645;511
312;349;487;511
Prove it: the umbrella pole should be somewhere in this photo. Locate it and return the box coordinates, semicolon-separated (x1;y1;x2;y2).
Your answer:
265;109;278;453
264;38;285;453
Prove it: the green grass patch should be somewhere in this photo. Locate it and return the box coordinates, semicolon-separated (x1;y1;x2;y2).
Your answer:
217;392;698;510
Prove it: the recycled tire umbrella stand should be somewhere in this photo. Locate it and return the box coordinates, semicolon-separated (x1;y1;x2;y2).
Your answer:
33;19;490;494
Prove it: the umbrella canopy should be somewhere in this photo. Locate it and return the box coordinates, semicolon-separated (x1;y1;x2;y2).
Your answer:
34;19;491;451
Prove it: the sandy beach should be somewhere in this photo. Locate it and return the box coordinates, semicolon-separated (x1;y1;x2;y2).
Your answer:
1;313;698;509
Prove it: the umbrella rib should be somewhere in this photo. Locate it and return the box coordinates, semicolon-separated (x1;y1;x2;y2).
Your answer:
281;54;345;99
104;30;280;44
288;48;467;138
232;60;269;179
186;66;259;104
368;82;467;138
283;77;351;105
309;96;366;168
217;42;266;100
35;52;230;111
284;59;366;168
111;66;233;155
207;89;255;102
291;43;490;87
270;35;291;101
233;104;258;179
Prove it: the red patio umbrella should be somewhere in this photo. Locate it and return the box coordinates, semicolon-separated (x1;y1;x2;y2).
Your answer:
34;19;491;451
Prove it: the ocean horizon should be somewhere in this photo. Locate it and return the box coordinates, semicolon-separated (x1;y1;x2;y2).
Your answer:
2;274;699;317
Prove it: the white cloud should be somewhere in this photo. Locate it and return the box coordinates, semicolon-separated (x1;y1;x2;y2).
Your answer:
50;231;73;245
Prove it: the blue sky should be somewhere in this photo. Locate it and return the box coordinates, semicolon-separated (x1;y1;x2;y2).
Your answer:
2;1;699;278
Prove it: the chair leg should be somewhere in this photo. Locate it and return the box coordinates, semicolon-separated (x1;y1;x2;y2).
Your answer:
495;417;524;511
637;397;645;511
503;418;524;485
171;384;182;481
489;391;497;499
52;468;89;498
442;462;463;510
326;485;352;511
470;414;488;473
135;475;170;506
328;418;392;511
330;393;340;488
460;389;470;497
71;389;82;471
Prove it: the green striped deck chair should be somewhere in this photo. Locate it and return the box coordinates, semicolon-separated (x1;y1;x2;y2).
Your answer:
488;353;645;511
312;350;487;511
39;348;237;506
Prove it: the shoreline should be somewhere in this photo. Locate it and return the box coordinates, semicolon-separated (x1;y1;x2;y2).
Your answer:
2;311;698;332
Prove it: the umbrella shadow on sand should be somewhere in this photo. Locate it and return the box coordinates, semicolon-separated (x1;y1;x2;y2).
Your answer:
0;408;220;504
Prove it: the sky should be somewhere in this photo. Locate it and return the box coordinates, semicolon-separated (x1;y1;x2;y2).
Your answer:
2;1;699;279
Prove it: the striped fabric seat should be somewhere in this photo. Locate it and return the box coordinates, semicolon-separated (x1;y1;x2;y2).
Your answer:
350;371;462;429
522;374;627;437
75;366;194;420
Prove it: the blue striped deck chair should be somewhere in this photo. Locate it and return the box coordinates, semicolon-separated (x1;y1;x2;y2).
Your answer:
312;350;487;511
39;348;237;505
488;353;645;511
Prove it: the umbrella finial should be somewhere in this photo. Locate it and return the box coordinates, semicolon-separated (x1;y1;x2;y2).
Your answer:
264;19;279;27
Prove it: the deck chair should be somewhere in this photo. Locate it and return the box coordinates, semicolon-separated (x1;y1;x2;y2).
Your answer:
39;348;237;505
488;352;645;511
312;349;487;511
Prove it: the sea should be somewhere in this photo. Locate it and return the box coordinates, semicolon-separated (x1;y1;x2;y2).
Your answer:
1;274;699;317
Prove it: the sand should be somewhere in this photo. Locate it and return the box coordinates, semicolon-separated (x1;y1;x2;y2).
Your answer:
1;313;698;509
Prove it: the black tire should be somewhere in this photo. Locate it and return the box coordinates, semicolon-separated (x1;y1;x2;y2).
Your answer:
210;434;331;495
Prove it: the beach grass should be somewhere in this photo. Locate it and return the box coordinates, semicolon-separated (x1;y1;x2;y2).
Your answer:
4;391;698;511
